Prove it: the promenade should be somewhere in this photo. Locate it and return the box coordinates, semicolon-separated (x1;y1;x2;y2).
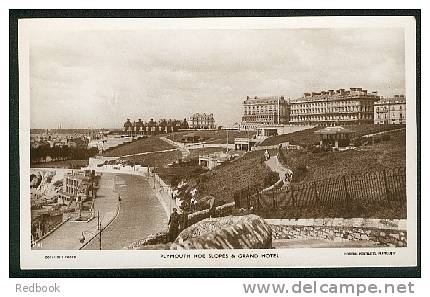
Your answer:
83;174;168;250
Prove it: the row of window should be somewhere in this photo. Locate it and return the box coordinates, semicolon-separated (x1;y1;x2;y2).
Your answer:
66;178;79;186
65;186;78;195
291;114;373;121
376;113;404;119
291;106;373;115
291;100;370;109
375;105;404;111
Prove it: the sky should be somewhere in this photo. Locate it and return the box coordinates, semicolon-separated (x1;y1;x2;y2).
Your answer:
29;27;405;129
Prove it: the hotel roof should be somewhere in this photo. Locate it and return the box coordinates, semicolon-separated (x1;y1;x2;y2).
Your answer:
291;88;380;103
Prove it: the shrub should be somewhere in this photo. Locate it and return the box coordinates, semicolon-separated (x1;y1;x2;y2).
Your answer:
292;164;308;182
263;171;279;187
351;137;363;147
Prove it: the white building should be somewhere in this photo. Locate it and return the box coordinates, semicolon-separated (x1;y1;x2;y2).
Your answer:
374;95;406;124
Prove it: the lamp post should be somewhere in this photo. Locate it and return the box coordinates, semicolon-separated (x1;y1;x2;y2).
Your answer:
98;210;101;250
152;167;156;189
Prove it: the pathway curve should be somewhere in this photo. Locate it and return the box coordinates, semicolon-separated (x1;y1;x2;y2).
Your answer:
264;156;293;187
83;174;168;250
159;137;190;159
120;148;178;158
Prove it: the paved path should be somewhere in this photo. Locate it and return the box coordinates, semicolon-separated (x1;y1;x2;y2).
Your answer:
83;174;168;250
120;148;178;158
265;156;292;184
33;173;119;250
159;137;190;158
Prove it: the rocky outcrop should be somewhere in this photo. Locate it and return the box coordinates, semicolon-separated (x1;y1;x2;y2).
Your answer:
127;214;272;250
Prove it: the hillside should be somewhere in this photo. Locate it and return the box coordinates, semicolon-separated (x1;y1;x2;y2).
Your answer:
259;124;405;147
280;129;406;184
194;150;278;203
119;150;182;168
103;136;174;157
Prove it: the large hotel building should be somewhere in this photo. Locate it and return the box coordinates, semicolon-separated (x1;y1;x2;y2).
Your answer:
241;88;387;128
241;96;290;130
289;88;380;126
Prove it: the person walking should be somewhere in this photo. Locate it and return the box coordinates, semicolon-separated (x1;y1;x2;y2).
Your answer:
208;196;216;218
179;210;189;231
264;149;270;161
168;208;179;242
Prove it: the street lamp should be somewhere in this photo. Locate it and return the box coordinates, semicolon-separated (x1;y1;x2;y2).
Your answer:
152;167;156;189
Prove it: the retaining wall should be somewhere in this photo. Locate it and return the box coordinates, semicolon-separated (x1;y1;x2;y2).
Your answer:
268;218;407;247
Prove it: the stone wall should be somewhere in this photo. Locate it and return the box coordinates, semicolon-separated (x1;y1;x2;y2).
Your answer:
268;218;407;247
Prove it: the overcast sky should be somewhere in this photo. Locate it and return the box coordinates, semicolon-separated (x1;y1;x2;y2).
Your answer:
29;28;405;129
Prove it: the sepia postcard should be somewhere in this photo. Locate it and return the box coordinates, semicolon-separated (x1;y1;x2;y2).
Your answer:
16;15;419;270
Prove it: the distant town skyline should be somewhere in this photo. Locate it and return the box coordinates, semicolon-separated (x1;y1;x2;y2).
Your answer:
29;26;405;129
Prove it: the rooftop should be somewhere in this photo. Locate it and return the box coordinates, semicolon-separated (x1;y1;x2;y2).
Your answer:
292;88;380;103
244;96;287;104
375;95;406;105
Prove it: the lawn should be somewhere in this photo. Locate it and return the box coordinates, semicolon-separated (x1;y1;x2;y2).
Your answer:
279;129;406;184
259;124;405;147
103;136;175;157
165;130;256;144
194;150;279;204
119;150;182;168
155;159;207;187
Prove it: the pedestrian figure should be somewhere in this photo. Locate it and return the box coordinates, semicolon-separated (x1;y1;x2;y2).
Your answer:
208;196;216;218
264;150;270;161
168;208;179;242
190;197;197;212
179;210;189;231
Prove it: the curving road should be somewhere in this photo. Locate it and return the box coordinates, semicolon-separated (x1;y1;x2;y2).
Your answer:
83;174;168;250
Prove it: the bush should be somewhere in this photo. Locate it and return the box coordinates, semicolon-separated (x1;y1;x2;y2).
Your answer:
351;137;363;147
263;171;279;187
292;164;308;182
309;145;331;154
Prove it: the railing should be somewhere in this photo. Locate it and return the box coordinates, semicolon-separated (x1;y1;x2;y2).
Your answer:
233;167;406;215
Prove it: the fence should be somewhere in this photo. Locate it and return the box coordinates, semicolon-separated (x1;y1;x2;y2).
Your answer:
233;167;406;215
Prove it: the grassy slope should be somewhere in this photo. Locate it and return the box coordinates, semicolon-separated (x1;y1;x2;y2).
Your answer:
103;137;174;157
281;129;405;183
155;160;207;186
120;150;182;168
259;124;405;147
195;150;278;203
257;130;406;219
